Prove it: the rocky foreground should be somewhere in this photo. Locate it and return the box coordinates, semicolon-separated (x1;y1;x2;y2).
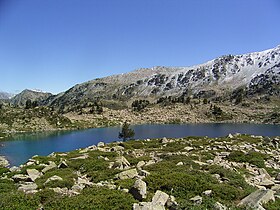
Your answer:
0;134;280;209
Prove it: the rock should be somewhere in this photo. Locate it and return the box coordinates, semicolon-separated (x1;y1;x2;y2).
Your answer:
259;179;275;188
70;154;89;160
26;169;42;182
18;182;38;194
166;195;178;209
51;187;69;195
238;189;275;209
259;168;272;180
45;175;63;184
275;173;280;181
145;160;156;166
184;146;194;152
133;202;165;210
213;202;227;210
138;169;150;177
42;161;57;173
219;152;230;157
58;160;68;168
161;137;169;144
115;168;138;180
71;184;85;192
111;145;125;152
97;142;105;147
176;162;184;166
228;133;233;139
0;156;9;167
9;166;20;172
203;189;212;196
193;160;208;166
152;190;169;206
129;179;147;201
113;156;130;170
137;161;146;169
12;174;32;182
87;145;97;151
190;195;203;205
77;176;92;186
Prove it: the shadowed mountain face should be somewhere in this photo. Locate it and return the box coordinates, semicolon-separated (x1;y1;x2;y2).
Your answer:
11;89;52;106
45;45;280;109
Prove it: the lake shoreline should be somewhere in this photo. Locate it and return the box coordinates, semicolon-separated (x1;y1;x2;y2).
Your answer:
1;119;279;142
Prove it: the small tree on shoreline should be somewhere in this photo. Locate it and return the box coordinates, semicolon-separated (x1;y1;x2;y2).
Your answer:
118;121;135;141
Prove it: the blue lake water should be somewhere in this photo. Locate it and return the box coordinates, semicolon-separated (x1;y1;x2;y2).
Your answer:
1;123;280;166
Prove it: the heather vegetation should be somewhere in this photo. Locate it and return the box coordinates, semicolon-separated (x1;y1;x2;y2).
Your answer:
0;134;279;209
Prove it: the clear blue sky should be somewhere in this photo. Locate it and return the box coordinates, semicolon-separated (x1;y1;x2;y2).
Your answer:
0;0;280;94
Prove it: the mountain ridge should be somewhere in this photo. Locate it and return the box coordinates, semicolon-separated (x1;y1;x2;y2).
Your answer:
44;45;280;110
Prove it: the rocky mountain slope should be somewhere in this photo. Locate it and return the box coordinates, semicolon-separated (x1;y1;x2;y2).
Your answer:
0;91;13;100
11;89;52;106
47;45;280;109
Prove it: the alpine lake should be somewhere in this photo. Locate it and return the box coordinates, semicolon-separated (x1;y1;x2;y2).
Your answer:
1;123;280;166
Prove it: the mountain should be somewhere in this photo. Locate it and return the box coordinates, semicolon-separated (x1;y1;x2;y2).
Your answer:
47;45;280;109
0;91;14;100
11;89;53;106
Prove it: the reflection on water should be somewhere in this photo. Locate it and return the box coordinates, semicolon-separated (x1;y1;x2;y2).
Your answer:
0;123;279;166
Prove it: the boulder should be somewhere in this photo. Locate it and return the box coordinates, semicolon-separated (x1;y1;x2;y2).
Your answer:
275;173;280;181
138;169;150;177
203;189;212;196
58;161;68;169
176;162;184;166
190;195;203;205
161;137;169;144
70;154;89;160
137;161;146;169
259;179;275;188
71;184;85;193
213;202;227;210
12;174;32;182
0;156;9;167
184;146;194;152
259;168;272;180
152;190;169;206
115;168;138;180
238;189;275;209
45;175;63;184
97;142;105;147
42;161;57;173
9;166;20;172
18;182;38;194
166;195;178;209
228;133;233;139
111;146;125;152
129;179;147;201
113;156;130;170
51;187;69;195
26;169;42;182
133;202;165;210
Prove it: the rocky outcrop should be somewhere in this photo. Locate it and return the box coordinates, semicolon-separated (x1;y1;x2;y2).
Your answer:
238;189;275;209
